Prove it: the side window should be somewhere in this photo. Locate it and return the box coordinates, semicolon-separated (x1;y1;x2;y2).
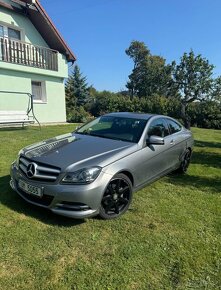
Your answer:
166;119;182;134
148;118;169;138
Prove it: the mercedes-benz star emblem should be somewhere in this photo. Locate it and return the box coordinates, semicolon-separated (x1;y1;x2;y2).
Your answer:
26;163;37;178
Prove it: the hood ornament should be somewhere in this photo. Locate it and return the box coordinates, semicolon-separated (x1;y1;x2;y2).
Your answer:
26;163;37;178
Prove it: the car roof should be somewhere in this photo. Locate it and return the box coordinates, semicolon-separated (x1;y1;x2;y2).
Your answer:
104;112;155;120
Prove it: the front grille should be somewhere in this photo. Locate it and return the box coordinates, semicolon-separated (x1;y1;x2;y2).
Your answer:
19;156;60;182
17;187;54;206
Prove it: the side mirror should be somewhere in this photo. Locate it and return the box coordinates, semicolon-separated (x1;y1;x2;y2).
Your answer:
146;135;165;145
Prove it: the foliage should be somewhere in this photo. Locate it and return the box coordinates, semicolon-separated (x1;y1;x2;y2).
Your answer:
65;65;92;123
64;46;221;130
0;126;220;289
89;91;132;116
126;41;173;97
86;89;220;129
89;91;181;119
171;50;216;128
212;76;221;102
188;101;221;129
66;106;92;123
124;43;221;129
65;65;90;114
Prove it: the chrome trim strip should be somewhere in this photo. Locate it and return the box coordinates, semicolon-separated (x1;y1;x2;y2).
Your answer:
20;157;30;166
34;174;57;180
37;165;60;174
19;163;27;174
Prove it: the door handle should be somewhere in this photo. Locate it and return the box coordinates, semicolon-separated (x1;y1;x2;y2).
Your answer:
170;139;175;145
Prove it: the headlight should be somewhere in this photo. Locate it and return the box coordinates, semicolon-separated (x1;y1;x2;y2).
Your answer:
62;167;102;184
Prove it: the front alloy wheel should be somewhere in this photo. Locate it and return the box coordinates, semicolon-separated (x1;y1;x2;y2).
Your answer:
99;173;133;219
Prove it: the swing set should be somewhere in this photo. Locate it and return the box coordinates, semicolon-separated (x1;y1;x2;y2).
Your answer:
0;90;40;128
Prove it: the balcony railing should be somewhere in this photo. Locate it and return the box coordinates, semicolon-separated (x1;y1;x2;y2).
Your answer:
0;38;58;71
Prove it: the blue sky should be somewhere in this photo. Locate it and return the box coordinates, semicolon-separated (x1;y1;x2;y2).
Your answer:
41;0;221;92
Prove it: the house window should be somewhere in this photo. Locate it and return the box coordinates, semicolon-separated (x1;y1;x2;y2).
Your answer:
31;81;47;103
8;27;21;40
0;25;4;38
0;23;21;40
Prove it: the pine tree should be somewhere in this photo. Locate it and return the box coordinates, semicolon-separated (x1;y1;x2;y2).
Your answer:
65;65;90;115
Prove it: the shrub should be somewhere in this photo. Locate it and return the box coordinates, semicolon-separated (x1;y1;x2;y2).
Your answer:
67;106;92;123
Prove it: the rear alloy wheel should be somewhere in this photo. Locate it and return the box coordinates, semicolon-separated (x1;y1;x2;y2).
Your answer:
177;149;191;174
99;173;133;220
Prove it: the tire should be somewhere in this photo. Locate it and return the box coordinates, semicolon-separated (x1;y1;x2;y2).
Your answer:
99;173;133;220
176;149;192;174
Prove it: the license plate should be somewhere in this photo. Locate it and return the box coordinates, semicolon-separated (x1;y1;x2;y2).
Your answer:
18;179;43;198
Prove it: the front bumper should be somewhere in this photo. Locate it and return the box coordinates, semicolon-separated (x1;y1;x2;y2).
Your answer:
10;162;112;219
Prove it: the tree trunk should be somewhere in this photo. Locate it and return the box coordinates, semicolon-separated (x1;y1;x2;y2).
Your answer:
181;102;191;129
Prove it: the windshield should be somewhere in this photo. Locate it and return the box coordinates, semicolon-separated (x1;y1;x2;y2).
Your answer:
75;115;148;143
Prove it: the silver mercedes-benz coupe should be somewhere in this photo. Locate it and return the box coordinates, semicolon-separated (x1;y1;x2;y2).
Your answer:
10;112;194;219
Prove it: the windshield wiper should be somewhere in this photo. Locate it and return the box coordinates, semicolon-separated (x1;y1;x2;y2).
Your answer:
89;133;110;139
75;131;89;135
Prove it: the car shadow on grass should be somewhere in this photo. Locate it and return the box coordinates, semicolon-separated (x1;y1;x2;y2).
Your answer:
0;175;85;227
166;144;221;193
194;140;221;149
166;174;221;194
191;151;221;169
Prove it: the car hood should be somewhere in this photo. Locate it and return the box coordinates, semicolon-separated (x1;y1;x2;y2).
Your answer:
21;133;138;171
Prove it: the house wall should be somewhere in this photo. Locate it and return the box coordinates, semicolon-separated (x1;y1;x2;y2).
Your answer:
0;69;67;123
0;1;70;123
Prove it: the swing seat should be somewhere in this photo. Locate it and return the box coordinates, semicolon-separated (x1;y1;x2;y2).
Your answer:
0;111;34;127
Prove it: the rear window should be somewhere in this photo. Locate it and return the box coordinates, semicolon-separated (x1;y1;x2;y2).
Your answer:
166;119;182;134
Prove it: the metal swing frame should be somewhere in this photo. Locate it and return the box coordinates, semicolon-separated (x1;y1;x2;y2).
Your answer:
0;90;40;128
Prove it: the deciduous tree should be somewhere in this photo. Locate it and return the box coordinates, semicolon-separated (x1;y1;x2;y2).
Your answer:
171;50;215;128
126;41;172;97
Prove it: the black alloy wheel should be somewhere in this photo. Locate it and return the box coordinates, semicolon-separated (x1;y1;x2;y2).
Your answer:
177;149;191;174
99;173;133;219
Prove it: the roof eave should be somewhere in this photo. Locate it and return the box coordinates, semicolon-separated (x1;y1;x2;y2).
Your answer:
34;0;76;62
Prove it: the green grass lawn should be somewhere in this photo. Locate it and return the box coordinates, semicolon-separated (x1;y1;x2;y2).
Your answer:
0;125;220;290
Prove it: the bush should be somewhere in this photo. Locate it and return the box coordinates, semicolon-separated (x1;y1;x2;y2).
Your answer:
67;106;92;123
188;101;221;129
66;89;221;129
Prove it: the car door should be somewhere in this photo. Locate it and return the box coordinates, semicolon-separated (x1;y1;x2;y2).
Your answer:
164;118;186;169
133;118;170;186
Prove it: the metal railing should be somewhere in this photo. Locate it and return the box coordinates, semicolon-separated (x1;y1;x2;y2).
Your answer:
0;37;58;71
